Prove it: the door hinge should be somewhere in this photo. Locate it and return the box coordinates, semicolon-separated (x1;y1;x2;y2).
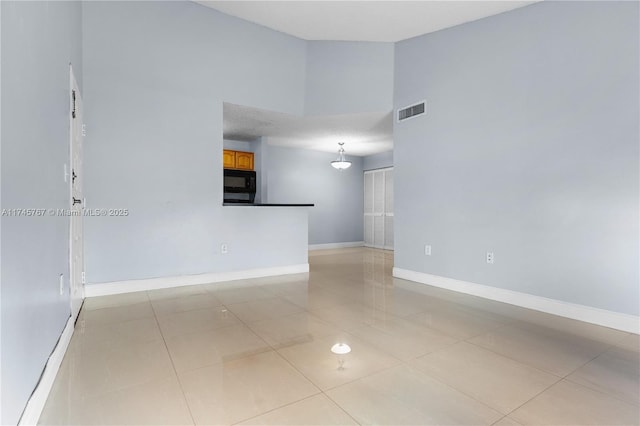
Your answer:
82;124;86;137
71;90;76;119
81;271;86;285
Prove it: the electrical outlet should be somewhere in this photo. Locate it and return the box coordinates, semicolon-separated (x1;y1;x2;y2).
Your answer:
221;243;228;254
59;274;64;295
424;244;432;256
486;252;494;264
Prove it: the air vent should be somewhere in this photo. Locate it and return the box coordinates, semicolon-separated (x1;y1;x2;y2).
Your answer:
397;101;426;122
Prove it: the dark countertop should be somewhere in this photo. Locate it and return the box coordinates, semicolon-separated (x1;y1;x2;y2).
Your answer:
223;203;314;207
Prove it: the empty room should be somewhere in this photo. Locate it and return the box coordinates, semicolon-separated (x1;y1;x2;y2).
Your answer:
1;0;638;425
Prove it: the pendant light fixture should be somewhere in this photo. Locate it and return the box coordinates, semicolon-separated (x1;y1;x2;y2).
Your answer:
331;142;352;170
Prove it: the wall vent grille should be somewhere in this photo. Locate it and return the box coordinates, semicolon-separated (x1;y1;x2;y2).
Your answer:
397;101;426;122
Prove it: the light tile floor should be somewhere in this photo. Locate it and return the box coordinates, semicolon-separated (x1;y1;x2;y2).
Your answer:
40;248;639;425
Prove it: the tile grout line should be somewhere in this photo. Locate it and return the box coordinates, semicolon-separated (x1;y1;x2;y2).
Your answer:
230;297;386;426
499;377;577;421
397;358;512;421
321;388;364;426
396;326;620;422
216;294;335;424
560;376;640;408
148;292;198;426
265;315;367;426
459;324;615;382
559;343;617;379
52;296;177;422
155;306;244;342
491;340;621;422
490;415;510;426
450;330;616;417
461;336;566;380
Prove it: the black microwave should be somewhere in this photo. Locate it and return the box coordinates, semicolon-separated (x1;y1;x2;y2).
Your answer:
224;169;256;203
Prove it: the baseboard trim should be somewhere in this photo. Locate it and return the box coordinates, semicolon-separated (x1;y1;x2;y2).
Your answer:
85;263;310;297
308;241;364;250
18;316;74;426
393;267;639;334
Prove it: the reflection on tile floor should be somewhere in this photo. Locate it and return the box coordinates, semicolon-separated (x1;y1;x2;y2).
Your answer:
40;248;639;425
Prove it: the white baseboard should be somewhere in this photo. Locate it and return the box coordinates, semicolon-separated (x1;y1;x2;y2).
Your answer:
85;263;309;297
308;241;364;250
19;316;74;426
393;267;639;334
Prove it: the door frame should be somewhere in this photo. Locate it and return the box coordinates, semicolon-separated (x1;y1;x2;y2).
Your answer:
69;64;84;322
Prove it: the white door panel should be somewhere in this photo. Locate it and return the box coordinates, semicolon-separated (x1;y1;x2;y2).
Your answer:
373;216;385;248
364;215;374;246
373;171;384;214
384;169;394;215
364;167;393;250
364;172;374;214
384;216;394;250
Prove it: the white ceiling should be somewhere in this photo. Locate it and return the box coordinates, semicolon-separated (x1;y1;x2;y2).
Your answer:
224;103;393;157
195;1;538;43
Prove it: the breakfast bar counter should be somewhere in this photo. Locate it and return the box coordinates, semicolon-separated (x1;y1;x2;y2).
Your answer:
223;203;314;207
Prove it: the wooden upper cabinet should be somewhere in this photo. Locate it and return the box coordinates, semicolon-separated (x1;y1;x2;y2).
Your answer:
223;150;236;169
223;149;254;170
235;151;254;170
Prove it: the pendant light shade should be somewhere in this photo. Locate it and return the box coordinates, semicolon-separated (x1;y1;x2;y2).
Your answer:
331;142;352;170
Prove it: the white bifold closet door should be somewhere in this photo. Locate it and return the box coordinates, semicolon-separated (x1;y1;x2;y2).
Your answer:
364;167;393;250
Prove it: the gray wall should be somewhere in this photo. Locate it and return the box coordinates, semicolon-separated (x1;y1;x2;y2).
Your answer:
223;139;254;153
83;1;309;284
394;1;639;315
267;146;364;245
1;1;83;423
363;150;393;171
305;41;394;115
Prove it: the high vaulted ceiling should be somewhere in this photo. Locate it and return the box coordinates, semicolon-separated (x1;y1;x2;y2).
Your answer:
195;1;538;43
216;1;539;156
